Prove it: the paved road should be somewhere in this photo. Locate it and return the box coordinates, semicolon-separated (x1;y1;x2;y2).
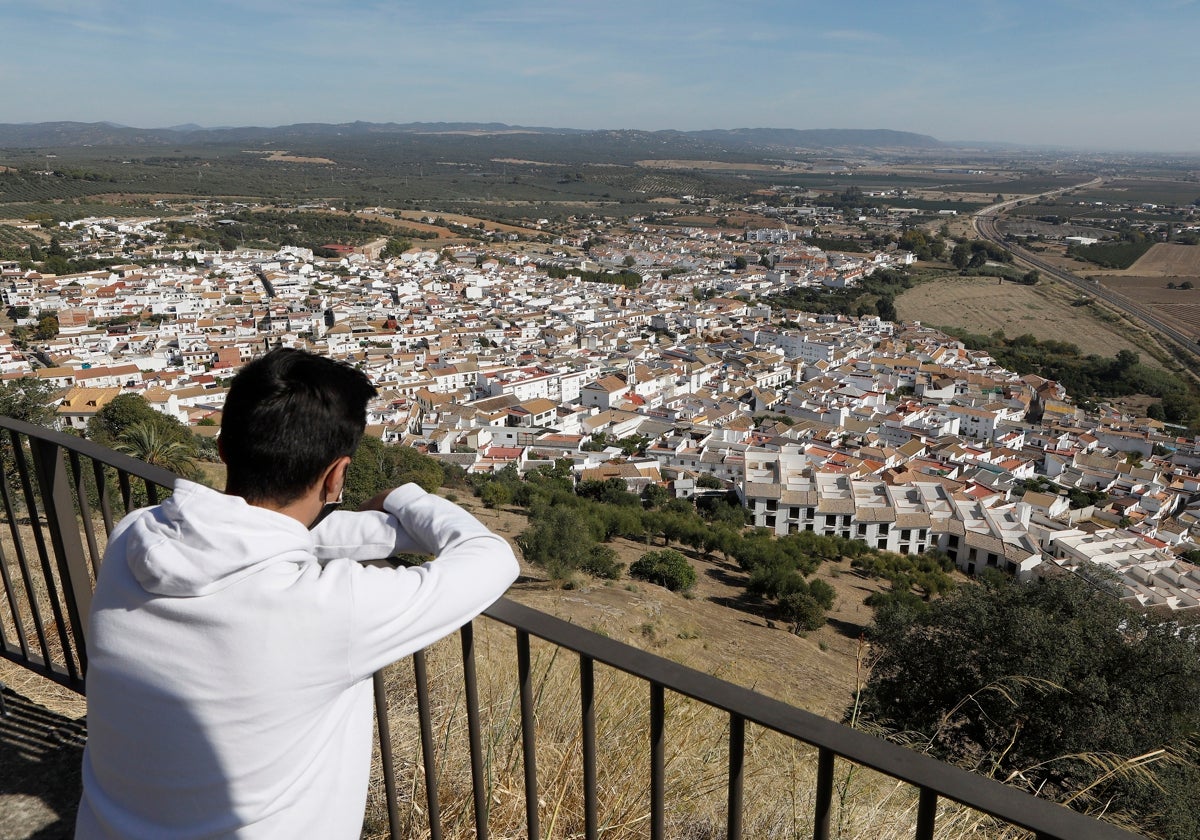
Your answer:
972;182;1200;362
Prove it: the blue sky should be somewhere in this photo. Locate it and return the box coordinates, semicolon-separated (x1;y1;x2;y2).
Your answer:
2;0;1196;152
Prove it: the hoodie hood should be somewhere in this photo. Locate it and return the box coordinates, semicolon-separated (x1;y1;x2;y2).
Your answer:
124;480;315;597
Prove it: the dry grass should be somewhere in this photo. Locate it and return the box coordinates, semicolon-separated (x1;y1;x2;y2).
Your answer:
361;626;1037;840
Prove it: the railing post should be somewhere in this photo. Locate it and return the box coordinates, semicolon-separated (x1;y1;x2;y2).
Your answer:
413;649;444;840
580;654;598;840
517;630;540;840
30;434;94;679
727;713;744;840
915;787;937;840
650;681;665;840
460;622;490;840
373;670;401;840
813;747;834;840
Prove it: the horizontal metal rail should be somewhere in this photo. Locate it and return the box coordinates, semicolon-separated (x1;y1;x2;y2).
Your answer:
0;416;1148;840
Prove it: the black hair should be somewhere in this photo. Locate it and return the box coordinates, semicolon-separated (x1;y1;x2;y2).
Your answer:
220;348;377;505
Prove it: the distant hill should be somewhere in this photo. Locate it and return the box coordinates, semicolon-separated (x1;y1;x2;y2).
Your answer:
686;127;943;150
0;121;944;152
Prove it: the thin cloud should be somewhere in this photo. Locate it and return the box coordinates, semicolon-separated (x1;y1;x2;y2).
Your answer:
822;29;888;43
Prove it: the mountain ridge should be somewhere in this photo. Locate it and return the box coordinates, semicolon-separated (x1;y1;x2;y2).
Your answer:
0;121;944;151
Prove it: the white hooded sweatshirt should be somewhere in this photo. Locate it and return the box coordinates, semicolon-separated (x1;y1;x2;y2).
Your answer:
76;480;518;839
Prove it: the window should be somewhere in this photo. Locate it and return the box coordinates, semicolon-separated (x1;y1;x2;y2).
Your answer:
947;535;959;547
879;524;889;535
842;515;852;526
806;507;815;520
857;523;867;536
900;545;909;555
789;506;799;519
878;538;888;549
918;529;927;541
766;500;777;512
765;516;775;527
901;529;911;541
826;515;836;526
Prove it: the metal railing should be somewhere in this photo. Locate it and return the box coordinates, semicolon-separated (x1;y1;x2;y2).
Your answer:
0;416;1146;840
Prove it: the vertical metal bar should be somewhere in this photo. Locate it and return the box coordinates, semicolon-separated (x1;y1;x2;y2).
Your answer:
117;469;133;514
93;458;115;536
517;629;540;840
0;434;36;663
12;431;73;679
0;534;19;657
650;681;665;840
31;436;93;681
146;479;160;506
727;714;744;840
915;787;937;840
580;654;598;840
459;623;490;840
372;670;401;840
69;450;103;578
812;747;835;840
413;649;444;840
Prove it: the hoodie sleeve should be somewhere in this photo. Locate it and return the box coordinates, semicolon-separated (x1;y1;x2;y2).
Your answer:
309;509;423;561
343;484;519;678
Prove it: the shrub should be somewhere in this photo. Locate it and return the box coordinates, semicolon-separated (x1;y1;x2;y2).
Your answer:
629;549;696;592
580;545;624;580
780;592;826;631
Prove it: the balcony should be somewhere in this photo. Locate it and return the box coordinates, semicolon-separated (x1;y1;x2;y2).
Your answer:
0;416;1146;839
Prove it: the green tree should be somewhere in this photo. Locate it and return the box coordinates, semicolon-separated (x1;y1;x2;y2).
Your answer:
641;483;670;509
780;592;826;631
480;481;511;509
629;549;696;592
114;421;198;478
382;237;412;259
89;394;194;451
35;315;59;340
0;377;57;426
342;436;444;508
951;242;971;270
516;506;605;580
860;575;1200;836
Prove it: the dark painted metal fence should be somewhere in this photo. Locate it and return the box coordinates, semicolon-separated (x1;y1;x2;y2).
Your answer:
0;416;1146;840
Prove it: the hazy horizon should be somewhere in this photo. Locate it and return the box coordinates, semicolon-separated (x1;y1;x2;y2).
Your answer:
2;0;1197;155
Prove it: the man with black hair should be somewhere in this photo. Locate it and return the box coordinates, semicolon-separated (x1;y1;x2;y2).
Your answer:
77;348;518;839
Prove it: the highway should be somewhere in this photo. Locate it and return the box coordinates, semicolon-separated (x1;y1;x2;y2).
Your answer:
972;182;1200;362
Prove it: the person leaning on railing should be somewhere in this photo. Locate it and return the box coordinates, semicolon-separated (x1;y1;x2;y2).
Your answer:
75;348;519;839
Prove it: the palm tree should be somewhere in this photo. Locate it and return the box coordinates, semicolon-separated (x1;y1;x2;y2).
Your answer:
114;421;198;478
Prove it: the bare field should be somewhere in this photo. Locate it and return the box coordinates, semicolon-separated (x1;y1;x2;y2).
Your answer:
1121;243;1200;277
1099;275;1200;337
896;275;1149;358
390;208;543;237
635;159;794;172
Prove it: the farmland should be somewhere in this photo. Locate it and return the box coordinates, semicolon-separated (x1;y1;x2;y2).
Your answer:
1096;243;1200;340
895;274;1153;359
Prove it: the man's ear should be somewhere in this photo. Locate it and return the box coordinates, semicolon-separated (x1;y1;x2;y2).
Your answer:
321;455;352;502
